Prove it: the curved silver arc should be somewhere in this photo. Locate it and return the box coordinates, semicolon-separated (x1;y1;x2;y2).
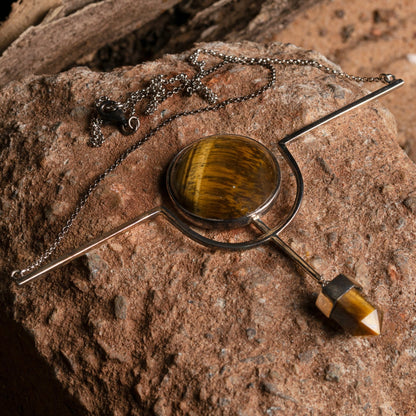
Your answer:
160;142;304;250
15;140;304;286
160;207;282;250
275;142;304;234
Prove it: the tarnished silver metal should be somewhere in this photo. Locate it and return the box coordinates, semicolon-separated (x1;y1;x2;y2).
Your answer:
120;116;140;135
95;99;140;136
252;218;328;285
14;206;322;287
315;274;361;318
380;73;396;83
15;208;162;286
14;78;404;286
12;48;403;285
281;78;404;146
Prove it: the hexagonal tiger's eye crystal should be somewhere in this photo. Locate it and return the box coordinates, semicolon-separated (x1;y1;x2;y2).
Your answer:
167;134;280;226
316;274;382;336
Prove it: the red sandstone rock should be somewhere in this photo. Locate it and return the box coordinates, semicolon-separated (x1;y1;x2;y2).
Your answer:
1;42;415;415
258;0;416;163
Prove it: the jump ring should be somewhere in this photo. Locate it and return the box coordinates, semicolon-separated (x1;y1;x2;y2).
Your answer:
11;270;23;280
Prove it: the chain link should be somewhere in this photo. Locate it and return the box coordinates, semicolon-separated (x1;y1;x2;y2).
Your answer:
12;48;396;279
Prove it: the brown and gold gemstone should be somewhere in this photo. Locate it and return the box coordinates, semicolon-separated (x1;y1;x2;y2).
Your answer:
167;134;280;226
316;274;382;336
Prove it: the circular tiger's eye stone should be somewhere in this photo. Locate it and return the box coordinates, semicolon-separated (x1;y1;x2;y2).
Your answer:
167;134;280;226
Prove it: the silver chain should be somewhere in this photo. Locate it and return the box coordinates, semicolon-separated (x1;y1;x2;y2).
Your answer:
11;48;395;280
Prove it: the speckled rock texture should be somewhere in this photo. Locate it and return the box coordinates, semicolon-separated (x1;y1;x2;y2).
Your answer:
1;42;415;415
258;0;416;162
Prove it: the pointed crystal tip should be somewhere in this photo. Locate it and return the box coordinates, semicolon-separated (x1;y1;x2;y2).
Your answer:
361;309;382;336
316;275;383;336
328;288;383;336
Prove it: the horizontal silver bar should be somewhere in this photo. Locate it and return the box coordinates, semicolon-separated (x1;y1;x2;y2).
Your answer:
281;79;404;145
16;207;162;286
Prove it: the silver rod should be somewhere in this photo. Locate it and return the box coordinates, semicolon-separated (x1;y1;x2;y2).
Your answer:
15;80;404;286
16;207;162;286
281;79;404;145
252;218;326;285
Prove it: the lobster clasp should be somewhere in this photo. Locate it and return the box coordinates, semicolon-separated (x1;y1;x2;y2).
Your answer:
97;99;139;135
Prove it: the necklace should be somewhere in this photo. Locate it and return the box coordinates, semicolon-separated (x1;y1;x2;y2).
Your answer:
11;48;403;336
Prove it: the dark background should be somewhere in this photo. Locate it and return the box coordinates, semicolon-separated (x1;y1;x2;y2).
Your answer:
0;1;13;21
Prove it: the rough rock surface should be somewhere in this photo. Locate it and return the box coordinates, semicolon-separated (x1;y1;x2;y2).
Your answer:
1;42;416;415
256;0;416;162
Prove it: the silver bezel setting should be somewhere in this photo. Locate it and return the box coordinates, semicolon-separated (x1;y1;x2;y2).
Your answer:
166;134;281;229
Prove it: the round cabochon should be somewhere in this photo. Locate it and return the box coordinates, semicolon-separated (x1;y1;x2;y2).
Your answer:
167;134;281;227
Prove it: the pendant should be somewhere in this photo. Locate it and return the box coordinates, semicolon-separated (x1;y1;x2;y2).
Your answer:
167;134;382;336
14;79;404;337
316;275;382;336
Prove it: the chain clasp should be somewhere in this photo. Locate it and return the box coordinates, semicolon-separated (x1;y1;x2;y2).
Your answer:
97;99;140;136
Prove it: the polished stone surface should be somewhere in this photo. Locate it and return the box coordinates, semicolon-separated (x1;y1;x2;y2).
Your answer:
316;274;382;336
330;288;382;336
168;134;280;223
